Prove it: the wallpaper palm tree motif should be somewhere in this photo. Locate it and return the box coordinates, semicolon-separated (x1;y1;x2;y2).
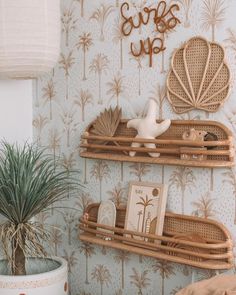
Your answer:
90;160;110;202
129;46;145;96
106;72;125;107
77;32;93;80
152;261;175;295
90;4;114;42
80;242;95;284
42;78;56;120
91;264;111;295
107;182;126;207
33;114;48;145
60;106;78;147
33;0;236;294
61;7;78;47
51;225;62;256
114;250;130;289
201;0;227;41
112;16;125;70
129;163;151;182
63;249;78;274
225;29;236;59
74;89;93;121
75;0;85;18
191;191;217;218
223;168;236;224
59;50;76;100
130;268;150;295
89;54;109;104
149;84;166;120
48;128;61;161
176;0;193;28
62;211;77;245
132;0;148;35
76;191;94;215
169;167;196;214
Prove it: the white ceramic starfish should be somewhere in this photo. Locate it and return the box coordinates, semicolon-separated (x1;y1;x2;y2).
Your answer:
127;99;171;157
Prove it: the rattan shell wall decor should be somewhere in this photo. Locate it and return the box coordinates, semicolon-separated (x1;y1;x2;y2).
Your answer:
167;37;231;114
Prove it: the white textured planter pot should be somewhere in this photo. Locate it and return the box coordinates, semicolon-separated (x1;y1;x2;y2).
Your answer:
0;257;68;295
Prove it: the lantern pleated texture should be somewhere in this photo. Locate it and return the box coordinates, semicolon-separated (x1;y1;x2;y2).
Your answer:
0;0;61;79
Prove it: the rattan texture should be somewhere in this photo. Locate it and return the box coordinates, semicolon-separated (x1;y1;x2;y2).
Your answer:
164;216;225;241
82;120;233;164
79;204;233;270
167;37;230;114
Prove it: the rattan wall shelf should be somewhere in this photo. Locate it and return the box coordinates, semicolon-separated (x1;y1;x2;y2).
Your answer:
80;120;234;168
79;204;233;270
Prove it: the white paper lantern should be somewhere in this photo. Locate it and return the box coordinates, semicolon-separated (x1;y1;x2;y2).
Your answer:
0;0;61;79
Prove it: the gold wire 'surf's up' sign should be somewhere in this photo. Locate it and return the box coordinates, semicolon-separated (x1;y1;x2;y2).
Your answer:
120;1;180;67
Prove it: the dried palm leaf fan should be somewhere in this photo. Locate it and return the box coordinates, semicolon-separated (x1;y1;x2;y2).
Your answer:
90;107;125;152
91;107;121;136
167;37;231;114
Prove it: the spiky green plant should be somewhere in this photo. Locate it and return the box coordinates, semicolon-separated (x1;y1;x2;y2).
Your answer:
0;142;78;276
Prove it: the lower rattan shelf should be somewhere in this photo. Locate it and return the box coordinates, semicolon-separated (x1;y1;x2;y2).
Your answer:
80;120;234;168
79;204;234;270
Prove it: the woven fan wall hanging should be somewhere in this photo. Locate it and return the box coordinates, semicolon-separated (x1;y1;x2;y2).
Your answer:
167;37;231;114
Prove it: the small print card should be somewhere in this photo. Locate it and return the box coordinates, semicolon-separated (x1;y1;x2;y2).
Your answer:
125;182;168;243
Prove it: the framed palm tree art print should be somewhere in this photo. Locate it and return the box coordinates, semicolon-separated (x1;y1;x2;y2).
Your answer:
125;181;168;243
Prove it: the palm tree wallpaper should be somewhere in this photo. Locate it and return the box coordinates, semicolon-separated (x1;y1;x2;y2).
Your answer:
33;0;236;294
89;53;109;104
152;261;175;295
77;32;93;81
42;78;56;120
201;0;226;42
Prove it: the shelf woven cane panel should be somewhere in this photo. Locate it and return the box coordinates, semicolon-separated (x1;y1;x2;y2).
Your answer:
163;215;226;241
167;36;231;114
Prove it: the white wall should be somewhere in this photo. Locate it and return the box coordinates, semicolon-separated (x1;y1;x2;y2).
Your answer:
0;80;33;144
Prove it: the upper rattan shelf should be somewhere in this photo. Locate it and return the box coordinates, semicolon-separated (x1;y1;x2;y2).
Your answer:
79;204;233;270
80;120;234;168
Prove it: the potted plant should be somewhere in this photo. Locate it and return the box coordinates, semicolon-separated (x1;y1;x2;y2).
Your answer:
0;142;78;295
